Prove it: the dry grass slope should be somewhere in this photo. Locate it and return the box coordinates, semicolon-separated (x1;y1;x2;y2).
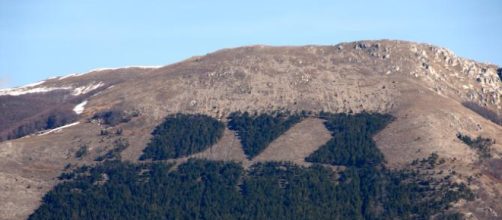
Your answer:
0;40;500;219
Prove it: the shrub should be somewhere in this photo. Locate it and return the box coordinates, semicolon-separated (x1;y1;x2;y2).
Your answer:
92;110;136;126
95;138;129;161
457;133;494;159
75;145;88;159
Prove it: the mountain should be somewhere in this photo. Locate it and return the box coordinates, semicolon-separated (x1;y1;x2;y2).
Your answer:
0;40;500;220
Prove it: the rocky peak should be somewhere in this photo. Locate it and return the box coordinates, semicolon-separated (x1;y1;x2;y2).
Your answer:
342;40;501;113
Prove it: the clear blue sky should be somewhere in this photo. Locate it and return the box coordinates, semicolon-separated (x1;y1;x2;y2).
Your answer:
1;0;501;88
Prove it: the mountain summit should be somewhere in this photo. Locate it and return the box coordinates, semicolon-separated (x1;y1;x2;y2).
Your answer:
0;40;501;219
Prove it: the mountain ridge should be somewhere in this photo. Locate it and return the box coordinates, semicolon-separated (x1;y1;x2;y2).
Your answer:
0;40;501;219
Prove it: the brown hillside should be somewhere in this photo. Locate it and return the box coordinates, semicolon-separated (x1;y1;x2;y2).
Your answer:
0;40;500;219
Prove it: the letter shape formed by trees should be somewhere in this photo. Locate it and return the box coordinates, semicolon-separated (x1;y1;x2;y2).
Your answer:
227;111;303;159
140;114;225;160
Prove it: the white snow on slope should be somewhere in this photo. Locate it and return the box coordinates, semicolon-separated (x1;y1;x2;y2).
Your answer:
38;122;80;136
0;81;105;97
0;80;46;92
73;100;88;114
57;65;162;80
0;87;71;96
72;82;105;96
59;73;85;80
2;64;160;96
0;80;72;96
89;65;162;72
21;80;46;88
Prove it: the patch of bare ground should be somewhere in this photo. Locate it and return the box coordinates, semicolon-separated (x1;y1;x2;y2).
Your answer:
251;118;332;166
485;159;502;180
0;173;52;220
117;116;160;162
191;128;247;163
374;79;502;168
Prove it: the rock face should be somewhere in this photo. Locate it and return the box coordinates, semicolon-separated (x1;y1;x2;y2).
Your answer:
0;40;501;220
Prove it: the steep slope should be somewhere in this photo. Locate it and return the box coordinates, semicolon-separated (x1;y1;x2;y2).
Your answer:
0;40;501;219
0;67;160;141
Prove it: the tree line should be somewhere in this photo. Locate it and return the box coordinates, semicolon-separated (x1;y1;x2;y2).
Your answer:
30;112;473;219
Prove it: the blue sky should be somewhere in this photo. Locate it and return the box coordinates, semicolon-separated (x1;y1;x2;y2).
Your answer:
1;0;501;88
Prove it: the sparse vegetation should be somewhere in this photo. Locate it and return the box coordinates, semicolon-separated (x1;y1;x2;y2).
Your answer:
95;138;129;161
115;128;123;135
139;114;225;160
99;129;109;136
228;111;303;159
92;110;138;126
411;153;446;169
457;133;494;159
424;152;439;168
74;145;88;159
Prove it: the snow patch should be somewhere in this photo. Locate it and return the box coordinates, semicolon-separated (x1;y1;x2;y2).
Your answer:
56;65;161;80
38;122;80;136
73;100;88;114
0;81;104;96
1;64;159;96
72;82;105;96
0;86;71;96
59;73;84;80
47;76;60;80
0;80;49;96
89;65;162;72
21;80;46;88
0;80;77;96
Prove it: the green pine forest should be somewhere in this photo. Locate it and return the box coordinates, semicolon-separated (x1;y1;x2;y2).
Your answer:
140;113;225;160
29;112;473;220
